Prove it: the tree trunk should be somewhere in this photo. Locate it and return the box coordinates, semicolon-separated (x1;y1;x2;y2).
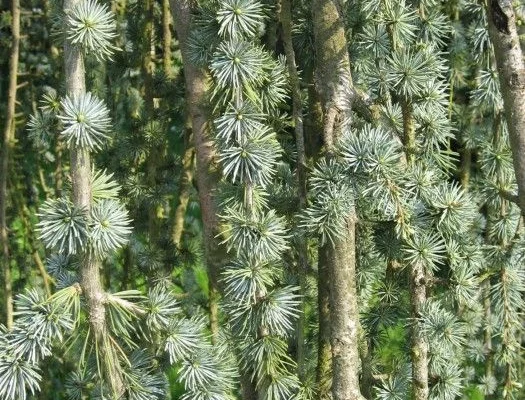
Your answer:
172;124;194;248
317;245;332;399
311;0;364;398
143;0;163;247
170;0;224;339
485;0;525;215
409;262;429;400
483;279;495;399
162;0;173;77
0;0;20;330
358;336;374;399
325;220;363;400
401;100;429;400
279;0;309;378
460;148;471;189
307;54;331;398
121;245;132;291
241;371;258;400
63;0;124;395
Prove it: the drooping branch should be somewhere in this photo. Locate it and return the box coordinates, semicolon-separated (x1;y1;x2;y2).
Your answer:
279;0;309;378
0;0;21;330
63;0;124;395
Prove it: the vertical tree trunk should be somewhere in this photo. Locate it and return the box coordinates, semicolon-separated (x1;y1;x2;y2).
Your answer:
327;220;363;400
279;0;309;378
317;245;332;399
305;55;331;397
170;0;224;339
485;0;525;216
63;0;124;395
409;261;429;400
142;0;155;113
402;101;429;400
121;245;133;291
0;0;21;330
240;372;258;400
311;1;364;399
143;0;163;247
162;0;173;77
171;125;194;248
483;279;495;399
358;335;374;399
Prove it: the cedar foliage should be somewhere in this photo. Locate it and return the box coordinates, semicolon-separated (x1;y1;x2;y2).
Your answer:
0;0;525;399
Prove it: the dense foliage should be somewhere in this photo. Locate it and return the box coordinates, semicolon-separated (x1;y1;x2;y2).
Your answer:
1;0;525;399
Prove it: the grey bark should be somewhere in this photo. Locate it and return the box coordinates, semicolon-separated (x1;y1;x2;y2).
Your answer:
311;0;364;398
409;262;429;400
63;0;124;396
326;219;363;400
170;0;224;340
170;4;260;398
171;126;194;248
485;0;525;216
162;0;173;77
401;101;429;400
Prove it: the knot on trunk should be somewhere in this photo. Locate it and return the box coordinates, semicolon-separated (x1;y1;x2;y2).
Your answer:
510;69;525;89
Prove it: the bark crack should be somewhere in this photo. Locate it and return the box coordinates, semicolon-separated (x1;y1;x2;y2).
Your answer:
491;0;510;34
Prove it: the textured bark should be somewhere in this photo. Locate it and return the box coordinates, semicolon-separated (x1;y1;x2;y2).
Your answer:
460;148;471;189
311;0;364;398
0;0;20;330
170;0;224;339
309;56;332;397
142;0;155;113
402;99;429;400
305;65;324;159
483;279;494;399
325;220;363;400
409;262;429;400
317;245;332;399
401;100;416;165
485;0;525;216
240;369;258;400
172;125;194;248
63;0;124;395
54;141;64;198
162;0;173;77
358;335;374;399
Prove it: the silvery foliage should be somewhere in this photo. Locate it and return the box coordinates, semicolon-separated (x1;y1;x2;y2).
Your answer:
58;92;112;151
0;287;81;400
36;169;132;259
323;0;525;399
190;0;302;397
5;1;232;398
66;0;119;61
